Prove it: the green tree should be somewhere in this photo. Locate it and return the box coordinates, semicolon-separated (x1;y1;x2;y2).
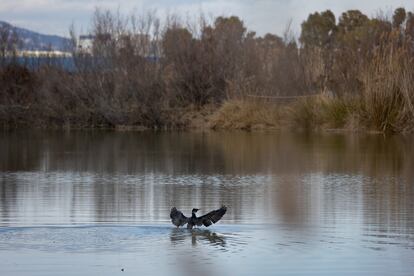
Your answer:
335;10;372;49
209;16;247;98
162;27;193;62
213;16;246;44
337;10;369;33
261;33;284;48
392;7;406;29
406;12;414;37
300;10;336;48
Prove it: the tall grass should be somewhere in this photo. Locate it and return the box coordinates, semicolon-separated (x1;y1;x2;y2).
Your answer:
360;32;414;132
286;97;322;130
209;100;280;130
284;95;355;131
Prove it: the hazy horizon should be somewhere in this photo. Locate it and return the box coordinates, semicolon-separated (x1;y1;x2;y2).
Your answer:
1;0;414;38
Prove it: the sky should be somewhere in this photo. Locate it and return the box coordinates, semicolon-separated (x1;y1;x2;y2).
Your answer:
1;0;413;37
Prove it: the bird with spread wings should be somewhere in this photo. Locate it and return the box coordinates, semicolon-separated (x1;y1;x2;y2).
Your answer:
170;206;227;229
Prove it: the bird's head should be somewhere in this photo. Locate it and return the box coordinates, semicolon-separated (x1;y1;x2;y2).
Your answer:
192;208;199;214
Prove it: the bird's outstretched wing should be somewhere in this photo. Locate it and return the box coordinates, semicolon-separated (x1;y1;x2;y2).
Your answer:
194;206;227;227
170;207;189;227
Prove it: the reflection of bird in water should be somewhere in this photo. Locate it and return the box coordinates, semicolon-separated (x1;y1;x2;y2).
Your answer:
170;229;226;276
191;229;226;247
170;206;227;229
170;228;226;248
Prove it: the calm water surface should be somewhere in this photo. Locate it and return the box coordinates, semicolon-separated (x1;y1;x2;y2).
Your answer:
0;130;413;275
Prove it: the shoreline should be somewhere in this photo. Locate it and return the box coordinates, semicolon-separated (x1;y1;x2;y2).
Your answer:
0;115;403;137
1;97;412;135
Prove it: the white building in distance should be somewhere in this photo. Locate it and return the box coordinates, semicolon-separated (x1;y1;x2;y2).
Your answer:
77;35;94;54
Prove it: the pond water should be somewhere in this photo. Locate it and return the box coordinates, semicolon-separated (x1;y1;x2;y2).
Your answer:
0;130;413;275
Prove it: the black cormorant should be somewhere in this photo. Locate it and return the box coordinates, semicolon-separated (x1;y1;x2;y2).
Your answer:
170;206;227;229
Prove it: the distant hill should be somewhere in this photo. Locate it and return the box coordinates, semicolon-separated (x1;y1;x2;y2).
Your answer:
0;21;71;51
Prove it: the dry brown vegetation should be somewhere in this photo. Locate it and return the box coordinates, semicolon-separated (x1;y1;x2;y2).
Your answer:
1;8;414;133
209;100;280;130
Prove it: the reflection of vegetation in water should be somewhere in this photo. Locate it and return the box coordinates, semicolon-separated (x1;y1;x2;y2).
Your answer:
0;131;413;236
1;125;413;178
1;130;413;179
